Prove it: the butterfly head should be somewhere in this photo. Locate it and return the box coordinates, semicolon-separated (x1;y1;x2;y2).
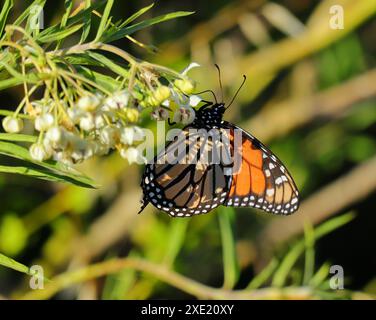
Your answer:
193;102;226;128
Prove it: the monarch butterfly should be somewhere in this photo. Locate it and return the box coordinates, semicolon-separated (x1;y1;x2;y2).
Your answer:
139;68;299;217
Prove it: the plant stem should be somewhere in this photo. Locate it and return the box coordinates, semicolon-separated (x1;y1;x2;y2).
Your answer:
19;257;314;300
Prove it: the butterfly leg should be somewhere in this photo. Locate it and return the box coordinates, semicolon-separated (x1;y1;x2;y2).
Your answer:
138;196;149;214
168;118;177;126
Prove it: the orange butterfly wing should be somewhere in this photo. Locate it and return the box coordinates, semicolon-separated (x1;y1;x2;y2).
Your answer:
223;122;299;215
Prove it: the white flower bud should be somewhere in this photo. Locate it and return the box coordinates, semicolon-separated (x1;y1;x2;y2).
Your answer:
79;113;95;131
120;147;145;164
189;95;202;107
115;91;129;107
29;143;51;161
93;142;110;156
77;95;100;112
99;125;120;148
84;142;97;159
24;101;44;116
120;127;134;145
173;107;196;125
94;114;106;129
67;108;83;124
103;91;130;110
151;107;169;121
2;116;24;133
35;114;54;131
71;150;84;162
46;126;62;143
103;97;118;111
53;151;73;166
46;126;67;149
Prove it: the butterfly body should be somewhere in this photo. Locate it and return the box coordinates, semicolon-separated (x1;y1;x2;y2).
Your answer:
190;101;226;129
140;101;299;217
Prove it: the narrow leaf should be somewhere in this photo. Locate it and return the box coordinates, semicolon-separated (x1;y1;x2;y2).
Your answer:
0;140;98;188
103;11;194;43
37;23;84;43
119;3;154;28
66;0;105;26
86;52;129;78
0;61;39;83
80;0;92;44
163;219;188;266
25;0;46;35
0;0;13;36
247;258;279;289
78;66;121;92
0;164;83;184
0;252;30;274
218;207;239;289
272;213;355;287
56;0;74;48
0;77;24;90
13;0;46;27
61;0;74;27
95;0;114;41
303;222;315;285
0;110;31;119
0;133;37;143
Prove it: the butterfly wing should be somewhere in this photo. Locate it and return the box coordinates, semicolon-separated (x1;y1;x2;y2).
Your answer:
141;127;232;217
222;121;299;215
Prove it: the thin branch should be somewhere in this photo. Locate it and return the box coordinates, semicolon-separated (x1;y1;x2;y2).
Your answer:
235;0;376;101
244;68;376;142
20;257;314;300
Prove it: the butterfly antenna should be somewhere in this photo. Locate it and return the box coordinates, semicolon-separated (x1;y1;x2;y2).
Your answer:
227;75;246;109
214;64;224;103
192;89;217;104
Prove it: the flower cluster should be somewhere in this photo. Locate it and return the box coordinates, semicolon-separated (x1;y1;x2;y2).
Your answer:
148;63;201;124
3;91;146;164
1;63;200;166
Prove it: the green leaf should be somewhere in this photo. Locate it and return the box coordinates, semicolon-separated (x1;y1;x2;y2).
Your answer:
303;222;315;285
119;3;154;28
218;207;239;289
62;53;104;67
78;66;121;92
0;77;23;90
0;110;31;119
61;0;74;27
0;61;39;83
272;213;355;287
37;23;84;43
0;133;37;143
25;0;45;35
0;252;30;274
55;0;74;48
163;219;188;266
0;140;98;188
79;0;92;44
86;52;129;78
102;11;194;43
64;0;105;26
0;164;83;184
0;0;13;37
95;0;114;41
309;262;331;288
247;258;278;289
13;0;46;27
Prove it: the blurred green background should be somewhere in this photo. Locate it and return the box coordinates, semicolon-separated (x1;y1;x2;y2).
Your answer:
0;0;375;299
